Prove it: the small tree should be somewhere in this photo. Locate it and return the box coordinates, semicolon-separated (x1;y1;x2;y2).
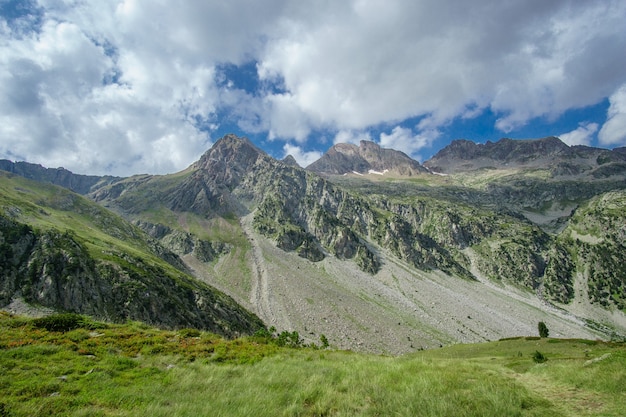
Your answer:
538;321;549;338
319;334;329;349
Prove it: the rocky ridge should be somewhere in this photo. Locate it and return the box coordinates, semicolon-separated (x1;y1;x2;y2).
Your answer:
0;159;119;194
424;136;626;178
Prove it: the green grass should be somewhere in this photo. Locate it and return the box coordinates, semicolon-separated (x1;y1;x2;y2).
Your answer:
1;313;624;417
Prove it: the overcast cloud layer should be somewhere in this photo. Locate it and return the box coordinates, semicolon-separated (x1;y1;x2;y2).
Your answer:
1;0;625;175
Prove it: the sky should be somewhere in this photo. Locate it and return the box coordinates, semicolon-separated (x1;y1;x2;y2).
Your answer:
1;0;626;176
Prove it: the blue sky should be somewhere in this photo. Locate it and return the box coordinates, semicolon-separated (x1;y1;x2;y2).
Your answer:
1;1;625;176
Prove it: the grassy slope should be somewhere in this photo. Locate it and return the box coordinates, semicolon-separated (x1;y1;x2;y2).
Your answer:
1;313;624;417
0;172;264;334
0;171;195;295
0;172;164;266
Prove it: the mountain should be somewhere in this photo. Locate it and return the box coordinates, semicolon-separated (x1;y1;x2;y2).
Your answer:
307;140;428;176
424;136;626;178
2;134;626;353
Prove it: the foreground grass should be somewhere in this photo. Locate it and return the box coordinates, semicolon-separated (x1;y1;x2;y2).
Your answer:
1;313;624;416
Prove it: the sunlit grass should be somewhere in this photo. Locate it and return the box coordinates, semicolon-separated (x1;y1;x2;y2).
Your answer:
2;313;624;417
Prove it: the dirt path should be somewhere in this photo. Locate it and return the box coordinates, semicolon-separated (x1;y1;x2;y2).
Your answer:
512;371;608;416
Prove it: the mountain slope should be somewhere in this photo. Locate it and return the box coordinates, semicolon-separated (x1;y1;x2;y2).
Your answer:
83;135;626;351
0;171;264;336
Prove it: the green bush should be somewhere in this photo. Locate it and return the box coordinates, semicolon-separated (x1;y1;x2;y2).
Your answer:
276;331;302;348
32;313;86;332
179;328;201;338
532;350;547;364
538;321;549;338
319;334;329;349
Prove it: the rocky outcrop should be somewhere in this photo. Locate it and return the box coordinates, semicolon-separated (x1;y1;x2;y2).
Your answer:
545;191;626;309
157;229;232;263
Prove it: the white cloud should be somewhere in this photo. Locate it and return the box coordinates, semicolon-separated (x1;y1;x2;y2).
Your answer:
379;126;439;160
282;143;322;167
558;122;599;147
1;1;626;175
259;1;626;138
598;84;626;147
265;93;312;143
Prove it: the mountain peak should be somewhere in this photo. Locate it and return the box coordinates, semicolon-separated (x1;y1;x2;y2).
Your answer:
282;154;300;167
424;136;572;173
195;134;265;172
307;140;427;176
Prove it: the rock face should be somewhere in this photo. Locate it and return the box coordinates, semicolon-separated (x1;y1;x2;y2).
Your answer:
307;140;428;176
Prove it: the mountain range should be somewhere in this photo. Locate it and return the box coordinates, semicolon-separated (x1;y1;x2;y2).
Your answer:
1;134;625;353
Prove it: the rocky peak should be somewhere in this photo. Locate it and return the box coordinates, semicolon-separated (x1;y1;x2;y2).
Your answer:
282;155;300;167
307;140;427;176
192;134;266;188
424;137;574;173
196;134;264;170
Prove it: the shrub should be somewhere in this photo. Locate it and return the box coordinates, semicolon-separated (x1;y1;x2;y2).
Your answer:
276;331;302;348
320;334;329;349
532;350;547;364
32;313;86;332
538;321;549;338
179;328;201;338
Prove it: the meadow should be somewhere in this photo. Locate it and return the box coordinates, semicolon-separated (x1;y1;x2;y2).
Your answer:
0;312;624;417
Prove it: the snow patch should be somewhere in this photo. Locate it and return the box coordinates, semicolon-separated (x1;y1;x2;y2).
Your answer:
368;169;388;175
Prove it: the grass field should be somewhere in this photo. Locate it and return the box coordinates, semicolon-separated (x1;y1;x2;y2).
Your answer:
1;312;624;417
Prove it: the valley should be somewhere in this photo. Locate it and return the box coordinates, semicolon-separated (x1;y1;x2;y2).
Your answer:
1;134;626;354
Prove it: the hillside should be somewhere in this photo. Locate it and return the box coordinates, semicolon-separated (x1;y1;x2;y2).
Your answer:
2;134;626;353
0;171;263;337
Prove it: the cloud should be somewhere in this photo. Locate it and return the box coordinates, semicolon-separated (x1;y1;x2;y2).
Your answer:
0;2;222;175
558;122;599;147
260;1;626;137
1;1;626;175
379;126;439;160
598;84;626;147
282;143;322;167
